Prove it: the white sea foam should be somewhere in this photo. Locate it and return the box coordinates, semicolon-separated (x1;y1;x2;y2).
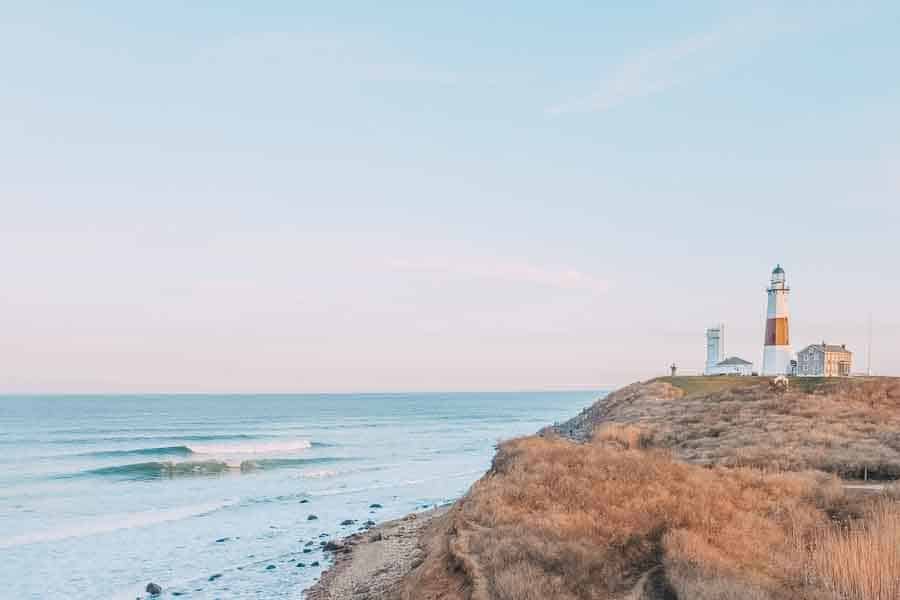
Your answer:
299;469;337;479
310;468;484;497
187;439;312;456
0;499;236;549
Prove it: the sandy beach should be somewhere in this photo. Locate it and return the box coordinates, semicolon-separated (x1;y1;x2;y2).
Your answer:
305;506;449;600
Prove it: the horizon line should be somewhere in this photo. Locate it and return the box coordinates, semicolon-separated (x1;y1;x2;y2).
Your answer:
0;386;619;397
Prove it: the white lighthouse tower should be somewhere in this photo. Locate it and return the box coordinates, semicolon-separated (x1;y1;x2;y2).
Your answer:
762;264;792;375
705;324;725;375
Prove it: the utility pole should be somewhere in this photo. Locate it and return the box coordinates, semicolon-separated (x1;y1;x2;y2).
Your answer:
867;313;873;376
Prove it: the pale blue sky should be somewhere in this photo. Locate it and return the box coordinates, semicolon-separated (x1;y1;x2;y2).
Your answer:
2;2;898;391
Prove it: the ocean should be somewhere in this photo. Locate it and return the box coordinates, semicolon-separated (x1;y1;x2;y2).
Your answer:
0;391;601;599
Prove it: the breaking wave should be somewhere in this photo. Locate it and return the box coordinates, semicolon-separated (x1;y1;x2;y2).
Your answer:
58;438;330;480
188;439;313;455
78;439;315;460
78;457;346;480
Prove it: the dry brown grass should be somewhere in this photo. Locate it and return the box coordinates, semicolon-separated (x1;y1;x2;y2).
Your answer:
808;500;900;600
400;433;857;600
551;377;900;479
594;422;655;450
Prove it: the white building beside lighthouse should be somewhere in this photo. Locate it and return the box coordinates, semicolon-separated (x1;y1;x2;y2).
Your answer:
762;265;793;375
704;323;754;375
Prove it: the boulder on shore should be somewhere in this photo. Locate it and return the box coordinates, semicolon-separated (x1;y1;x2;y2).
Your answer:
145;582;162;596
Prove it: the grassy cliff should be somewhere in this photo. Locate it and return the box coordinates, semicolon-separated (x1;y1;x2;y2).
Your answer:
549;376;900;479
395;377;900;600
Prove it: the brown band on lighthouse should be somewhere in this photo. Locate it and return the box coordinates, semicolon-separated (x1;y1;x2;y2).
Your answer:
764;317;789;346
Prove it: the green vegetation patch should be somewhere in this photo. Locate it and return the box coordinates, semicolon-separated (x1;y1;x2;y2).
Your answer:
656;376;761;397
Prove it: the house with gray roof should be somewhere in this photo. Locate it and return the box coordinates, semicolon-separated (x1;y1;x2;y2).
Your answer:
796;343;852;377
706;356;754;376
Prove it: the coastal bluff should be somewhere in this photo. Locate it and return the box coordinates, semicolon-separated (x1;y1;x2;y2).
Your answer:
543;375;900;479
308;376;900;600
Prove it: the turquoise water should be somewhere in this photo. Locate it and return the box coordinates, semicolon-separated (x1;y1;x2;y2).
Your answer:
0;391;601;599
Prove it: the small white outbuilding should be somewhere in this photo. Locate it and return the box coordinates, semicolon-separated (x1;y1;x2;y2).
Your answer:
706;356;754;376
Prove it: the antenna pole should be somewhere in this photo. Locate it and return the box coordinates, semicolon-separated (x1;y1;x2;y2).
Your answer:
867;313;873;376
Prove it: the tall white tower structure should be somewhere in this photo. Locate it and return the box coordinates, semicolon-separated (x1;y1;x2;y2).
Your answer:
762;265;792;375
705;324;725;374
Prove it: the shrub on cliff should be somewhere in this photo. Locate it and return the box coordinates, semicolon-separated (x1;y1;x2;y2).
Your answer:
402;433;893;600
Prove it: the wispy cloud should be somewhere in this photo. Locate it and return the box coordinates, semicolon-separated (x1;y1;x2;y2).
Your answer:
547;18;765;115
388;256;611;293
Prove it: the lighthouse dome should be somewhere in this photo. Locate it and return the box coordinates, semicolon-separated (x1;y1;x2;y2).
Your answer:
770;264;786;286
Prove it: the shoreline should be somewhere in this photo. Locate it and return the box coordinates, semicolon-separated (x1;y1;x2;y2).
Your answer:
301;376;900;599
304;506;449;599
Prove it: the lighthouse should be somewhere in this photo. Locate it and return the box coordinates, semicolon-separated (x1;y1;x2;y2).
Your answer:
762;264;792;375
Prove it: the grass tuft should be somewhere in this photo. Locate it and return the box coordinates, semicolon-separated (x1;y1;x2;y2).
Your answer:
808;500;900;600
